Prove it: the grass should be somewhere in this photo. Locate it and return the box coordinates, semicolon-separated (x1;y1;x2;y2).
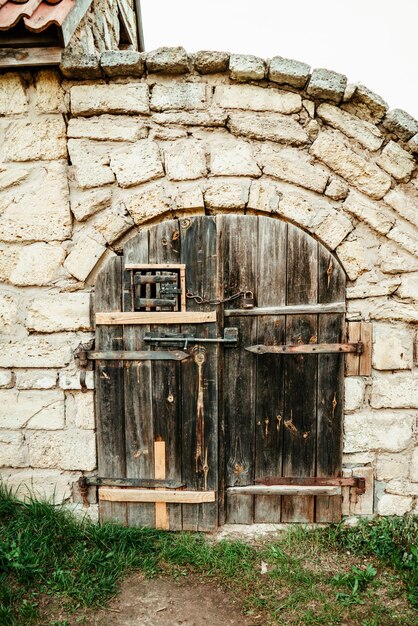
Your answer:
0;484;417;625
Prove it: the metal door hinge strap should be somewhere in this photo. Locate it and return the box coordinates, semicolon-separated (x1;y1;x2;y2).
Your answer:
246;342;364;355
84;350;189;361
145;327;239;349
255;476;366;495
79;476;185;489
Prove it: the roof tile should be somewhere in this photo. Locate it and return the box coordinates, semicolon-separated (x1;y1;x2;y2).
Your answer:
0;0;74;33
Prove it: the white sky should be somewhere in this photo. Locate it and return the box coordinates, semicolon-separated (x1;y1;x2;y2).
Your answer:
141;0;418;119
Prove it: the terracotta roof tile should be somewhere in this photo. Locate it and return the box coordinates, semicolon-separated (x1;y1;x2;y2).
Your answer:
0;0;75;32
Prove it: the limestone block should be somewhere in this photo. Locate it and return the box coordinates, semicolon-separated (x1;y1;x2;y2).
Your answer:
0;293;18;329
376;454;409;481
387;222;418;258
0;432;27;467
385;479;418;496
408;134;418;154
315;211;354;250
149;125;187;141
204;179;250;209
411;449;418;482
336;228;376;281
0;163;71;242
174;185;204;210
344;411;414;453
71;84;150;116
4;117;67;162
110;140;164;188
68;115;148;142
274;184;335;230
350;467;374;516
325;178;349;201
316;103;383;151
396;274;418;301
303;99;315;118
214;85;301;113
0;168;29;191
228;112;309;145
35;70;65;113
65;391;95;429
28;430;96;471
151;83;208;111
258;145;328;193
344;377;366;411
0;389;64;429
268;56;310;88
101;50;145;77
59;369;94;391
16;370;57;390
346;271;400;299
71;188;112;222
0;369;14;389
343;452;375;466
10;243;65;286
370;300;418;324
146;46;189;74
1;468;77;502
379;242;418;275
152;109;227;127
68;139;114;189
0;335;72;368
372;323;412;370
92;205;134;244
306;68;347;103
383;109;418;141
346;84;388;122
164;139;207;181
384;186;418;227
64;235;107;282
60;51;101;80
123;181;173;224
26;293;91;333
344;191;395;235
209;137;260;177
377;141;415;181
194;50;229;74
310;132;391;200
0;73;27;115
247;180;281;213
377;494;412;516
371;373;418;408
229;54;266;81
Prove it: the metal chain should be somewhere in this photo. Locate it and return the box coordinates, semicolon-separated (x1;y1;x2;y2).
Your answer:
186;290;246;306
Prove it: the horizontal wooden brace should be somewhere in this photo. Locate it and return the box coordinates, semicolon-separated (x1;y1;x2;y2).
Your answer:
255;476;366;494
95;311;216;325
84;477;184;489
125;263;186;270
99;488;216;504
86;350;189;361
227;485;341;496
246;343;362;355
225;302;346;317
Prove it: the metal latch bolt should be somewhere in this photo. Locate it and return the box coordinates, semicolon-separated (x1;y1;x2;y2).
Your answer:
144;327;239;349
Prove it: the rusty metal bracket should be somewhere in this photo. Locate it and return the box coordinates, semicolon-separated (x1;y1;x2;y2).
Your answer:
74;340;94;394
144;327;239;349
255;476;366;496
246;342;364;355
82;476;185;489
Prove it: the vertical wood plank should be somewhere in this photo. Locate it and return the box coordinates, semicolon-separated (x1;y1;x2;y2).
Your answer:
254;217;287;523
180;216;219;531
149;220;183;531
316;249;345;522
282;225;317;523
221;215;258;524
123;232;155;527
154;441;169;530
95;256;127;525
346;322;361;376
359;323;372;376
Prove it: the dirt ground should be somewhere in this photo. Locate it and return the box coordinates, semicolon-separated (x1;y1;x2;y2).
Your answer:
91;573;258;626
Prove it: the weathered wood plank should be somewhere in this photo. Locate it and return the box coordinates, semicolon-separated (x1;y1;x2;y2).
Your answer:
254;217;287;523
87;350;189;361
149;220;183;531
0;47;62;67
228;486;341;496
95;256;127;526
99;489;216;503
225;302;345;317
221;215;258;524
154;441;169;530
181;216;218;531
282;225;318;523
96;311;216;325
316;249;345;522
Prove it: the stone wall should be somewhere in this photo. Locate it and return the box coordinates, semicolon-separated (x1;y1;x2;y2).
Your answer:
1;47;418;521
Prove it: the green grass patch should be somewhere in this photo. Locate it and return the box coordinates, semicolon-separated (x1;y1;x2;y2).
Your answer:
0;484;417;625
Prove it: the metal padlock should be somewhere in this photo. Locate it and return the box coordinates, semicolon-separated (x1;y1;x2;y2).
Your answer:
243;290;255;309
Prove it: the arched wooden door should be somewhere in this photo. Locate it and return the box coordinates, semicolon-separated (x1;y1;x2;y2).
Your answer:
94;215;346;530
